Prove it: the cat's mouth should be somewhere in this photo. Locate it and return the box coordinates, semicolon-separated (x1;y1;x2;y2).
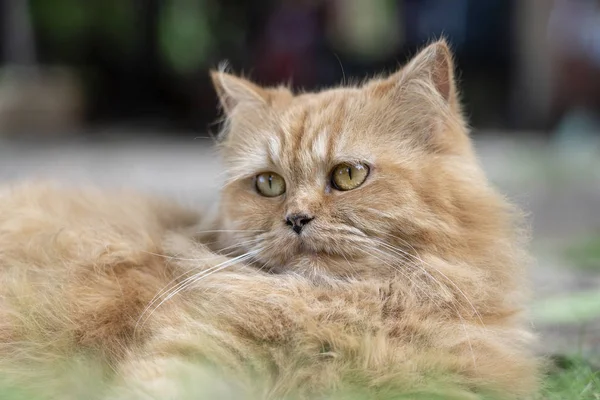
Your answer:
293;231;327;251
297;240;325;256
294;235;354;260
251;229;361;272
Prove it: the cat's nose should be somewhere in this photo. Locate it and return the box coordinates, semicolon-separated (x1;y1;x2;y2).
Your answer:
285;213;314;234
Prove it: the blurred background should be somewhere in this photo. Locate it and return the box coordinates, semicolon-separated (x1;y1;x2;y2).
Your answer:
0;0;599;134
0;0;599;368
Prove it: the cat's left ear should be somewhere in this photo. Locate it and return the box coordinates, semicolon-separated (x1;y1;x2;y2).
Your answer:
210;71;270;115
371;39;459;111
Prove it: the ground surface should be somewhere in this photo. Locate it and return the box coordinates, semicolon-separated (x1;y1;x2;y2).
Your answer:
1;131;599;363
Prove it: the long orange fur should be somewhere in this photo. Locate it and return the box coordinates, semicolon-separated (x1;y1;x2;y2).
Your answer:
0;40;540;399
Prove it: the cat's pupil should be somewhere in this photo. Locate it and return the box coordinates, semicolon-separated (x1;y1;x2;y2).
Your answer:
347;167;352;180
269;175;272;188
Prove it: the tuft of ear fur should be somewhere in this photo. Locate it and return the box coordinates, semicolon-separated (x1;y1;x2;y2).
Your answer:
403;39;456;103
210;67;269;115
366;39;469;154
371;39;459;111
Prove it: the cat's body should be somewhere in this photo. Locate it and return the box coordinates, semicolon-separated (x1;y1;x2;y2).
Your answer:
0;41;539;399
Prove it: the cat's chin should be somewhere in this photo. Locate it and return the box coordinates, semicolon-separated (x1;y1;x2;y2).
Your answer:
244;232;383;279
262;250;380;280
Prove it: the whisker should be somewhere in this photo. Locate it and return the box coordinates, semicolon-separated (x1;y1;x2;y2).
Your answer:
369;235;486;328
140;250;222;262
135;251;256;333
214;237;264;255
340;251;356;276
365;238;478;367
177;240;277;290
160;253;255;305
458;313;477;368
193;229;267;235
359;246;443;308
137;253;256;333
153;251;252;305
343;224;485;329
138;238;262;325
372;241;448;291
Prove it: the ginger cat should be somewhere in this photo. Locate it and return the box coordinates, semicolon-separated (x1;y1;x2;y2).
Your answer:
0;41;539;399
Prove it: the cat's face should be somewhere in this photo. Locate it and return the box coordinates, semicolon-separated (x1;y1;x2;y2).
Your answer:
211;41;496;278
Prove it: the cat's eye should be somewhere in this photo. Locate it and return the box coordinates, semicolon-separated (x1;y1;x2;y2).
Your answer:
255;172;286;197
331;163;370;191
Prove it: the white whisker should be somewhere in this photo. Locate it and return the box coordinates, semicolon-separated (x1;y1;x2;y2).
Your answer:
362;235;479;368
369;234;486;329
137;238;262;328
193;229;267;234
359;246;443;308
135;251;257;333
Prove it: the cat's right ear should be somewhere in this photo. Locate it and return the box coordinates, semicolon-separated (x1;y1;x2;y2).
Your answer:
210;70;269;115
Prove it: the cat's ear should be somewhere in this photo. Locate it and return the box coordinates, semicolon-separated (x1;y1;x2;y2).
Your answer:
210;70;269;115
369;40;470;153
371;39;458;110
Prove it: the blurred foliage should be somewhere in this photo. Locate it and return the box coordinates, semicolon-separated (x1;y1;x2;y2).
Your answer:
159;0;214;74
565;235;600;270
30;0;88;53
541;356;600;400
30;0;136;61
532;289;600;325
29;0;220;73
0;354;598;399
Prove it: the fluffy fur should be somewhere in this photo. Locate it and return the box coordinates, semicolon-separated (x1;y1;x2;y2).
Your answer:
0;40;540;399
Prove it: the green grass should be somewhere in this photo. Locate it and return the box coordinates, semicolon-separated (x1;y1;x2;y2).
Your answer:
0;354;598;399
532;290;600;325
565;234;600;270
541;355;600;400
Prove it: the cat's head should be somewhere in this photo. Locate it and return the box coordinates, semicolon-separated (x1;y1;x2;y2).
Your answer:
209;40;513;279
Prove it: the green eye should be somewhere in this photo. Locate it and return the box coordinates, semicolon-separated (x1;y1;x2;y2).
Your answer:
255;172;286;197
331;163;369;191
